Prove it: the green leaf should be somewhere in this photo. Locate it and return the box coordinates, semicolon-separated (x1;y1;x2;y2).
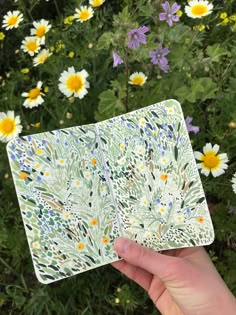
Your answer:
174;78;217;103
96;32;114;50
206;44;230;63
96;90;125;120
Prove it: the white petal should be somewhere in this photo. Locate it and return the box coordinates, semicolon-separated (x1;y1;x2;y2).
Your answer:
203;143;212;154
194;151;204;161
212;144;220;154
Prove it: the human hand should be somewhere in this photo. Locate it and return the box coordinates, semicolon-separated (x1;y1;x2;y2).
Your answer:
112;237;236;315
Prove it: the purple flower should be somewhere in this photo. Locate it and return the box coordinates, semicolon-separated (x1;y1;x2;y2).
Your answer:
112;51;124;68
159;1;181;27
149;43;170;72
185;116;200;134
128;26;149;49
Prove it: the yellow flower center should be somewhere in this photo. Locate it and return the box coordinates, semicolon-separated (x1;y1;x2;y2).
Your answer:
191;4;208;16
132;76;144;85
26;40;38;52
28;88;41;100
8;16;18;26
79;10;90;21
37;55;48;64
203;152;220;169
66;75;83;92
36;149;43;155
0;118;15;135
35;25;47;38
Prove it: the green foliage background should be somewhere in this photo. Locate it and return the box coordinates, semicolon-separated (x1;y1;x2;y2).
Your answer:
0;0;236;314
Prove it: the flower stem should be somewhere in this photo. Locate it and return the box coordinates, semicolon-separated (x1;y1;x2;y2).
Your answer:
125;59;129;112
53;0;61;18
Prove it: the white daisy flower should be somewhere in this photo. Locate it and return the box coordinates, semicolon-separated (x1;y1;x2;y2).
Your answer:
159;206;167;214
136;145;145;155
140;197;148;207
58;66;90;99
137;163;146;172
74;6;94;23
0;111;22;143
62;212;70;220
139;118;147;128
117;156;126;165
119;143;125;150
21;36;41;56
22;81;45;109
166;106;175;114
89;0;105;7
174;214;184;223
231;173;236;194
43;169;51;178
129;72;147;86
185;0;213;19
2;10;23;30
194;143;228;177
56;159;66;166
71;179;83;188
84;171;91;179
30;19;52;44
159;156;169;165
32;241;40;249
33;49;52;67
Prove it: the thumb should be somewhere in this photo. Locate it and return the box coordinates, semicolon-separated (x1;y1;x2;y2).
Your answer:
114;237;185;283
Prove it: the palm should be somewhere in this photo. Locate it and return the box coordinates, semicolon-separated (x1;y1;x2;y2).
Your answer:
147;247;208;314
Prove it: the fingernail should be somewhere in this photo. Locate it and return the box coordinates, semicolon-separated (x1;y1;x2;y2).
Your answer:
114;237;130;254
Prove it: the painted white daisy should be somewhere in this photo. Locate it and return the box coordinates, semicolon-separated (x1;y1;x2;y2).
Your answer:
71;179;83;188
89;0;105;7
22;81;45;109
185;0;213;19
30;19;52;44
117;156;126;165
139;118;147;128
58;66;90;98
2;10;23;30
0;111;22;143
84;171;91;180
21;36;41;56
137;163;146;172
32;241;40;249
33;49;52;67
166;106;175;114
135;145;145;155
62;212;70;220
74;6;94;23
140;197;148;207
231;172;236;194
129;72;147;86
194;143;228;177
56;159;66;166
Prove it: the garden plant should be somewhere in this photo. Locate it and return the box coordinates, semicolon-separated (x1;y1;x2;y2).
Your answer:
0;0;236;314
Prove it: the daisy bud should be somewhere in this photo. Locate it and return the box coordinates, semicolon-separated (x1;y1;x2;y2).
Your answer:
228;122;236;129
66;112;73;119
69;96;75;103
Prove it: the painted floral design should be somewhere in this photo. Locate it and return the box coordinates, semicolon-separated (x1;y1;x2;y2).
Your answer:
7;100;214;283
